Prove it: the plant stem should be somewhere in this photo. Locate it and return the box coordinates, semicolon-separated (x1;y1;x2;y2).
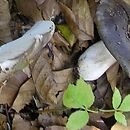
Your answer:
86;108;115;113
86;109;98;113
99;109;115;113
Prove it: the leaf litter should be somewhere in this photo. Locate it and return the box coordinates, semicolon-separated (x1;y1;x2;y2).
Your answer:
0;0;130;130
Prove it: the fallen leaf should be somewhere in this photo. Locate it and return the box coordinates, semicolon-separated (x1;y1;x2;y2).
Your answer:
16;0;42;22
88;0;98;21
0;0;12;42
32;44;73;106
106;63;119;91
40;0;60;20
38;114;67;127
0;114;7;130
59;2;92;41
12;115;38;130
0;71;28;106
12;79;35;112
72;0;94;40
123;0;130;5
95;74;113;108
81;125;100;130
45;125;66;130
59;0;72;9
89;113;109;130
111;123;130;130
35;0;46;6
52;32;70;49
51;45;70;70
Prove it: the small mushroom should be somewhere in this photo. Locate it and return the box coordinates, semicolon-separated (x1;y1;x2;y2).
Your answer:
0;21;55;83
78;41;116;81
96;0;130;77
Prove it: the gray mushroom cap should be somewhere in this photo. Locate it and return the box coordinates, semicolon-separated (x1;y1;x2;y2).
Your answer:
96;0;130;77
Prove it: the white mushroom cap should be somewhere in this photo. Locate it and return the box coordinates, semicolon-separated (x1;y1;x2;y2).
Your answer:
0;21;55;83
0;21;55;63
78;41;117;81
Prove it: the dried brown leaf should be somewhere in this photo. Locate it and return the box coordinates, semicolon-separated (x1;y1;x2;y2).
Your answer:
58;2;78;39
38;114;67;127
111;123;130;130
95;75;113;108
0;114;7;130
47;68;73;104
45;125;66;130
0;0;12;42
32;45;73;106
89;113;109;130
40;0;60;20
72;0;94;40
88;0;98;21
123;0;130;5
59;1;93;41
106;63;119;91
12;115;38;130
52;32;70;49
51;45;70;70
12;79;35;112
0;71;28;106
81;125;100;130
59;0;72;9
16;0;42;22
35;0;46;6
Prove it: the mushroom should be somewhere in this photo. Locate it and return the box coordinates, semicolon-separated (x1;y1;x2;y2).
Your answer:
96;0;130;77
78;41;116;81
0;21;55;83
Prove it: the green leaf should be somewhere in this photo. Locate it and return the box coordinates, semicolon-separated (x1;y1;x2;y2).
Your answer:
114;111;127;126
56;24;76;47
66;110;89;130
112;87;122;109
76;78;95;108
63;78;95;109
118;95;130;112
63;83;82;108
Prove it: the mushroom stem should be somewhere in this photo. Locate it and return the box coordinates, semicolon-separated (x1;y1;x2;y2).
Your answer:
78;41;117;81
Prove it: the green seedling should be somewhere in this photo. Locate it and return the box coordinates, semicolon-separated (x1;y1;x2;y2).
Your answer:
63;78;130;130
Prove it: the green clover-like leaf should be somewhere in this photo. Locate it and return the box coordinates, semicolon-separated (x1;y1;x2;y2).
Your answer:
76;78;95;108
112;87;122;109
63;83;82;108
118;95;130;112
63;78;95;109
114;111;127;126
66;110;89;130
